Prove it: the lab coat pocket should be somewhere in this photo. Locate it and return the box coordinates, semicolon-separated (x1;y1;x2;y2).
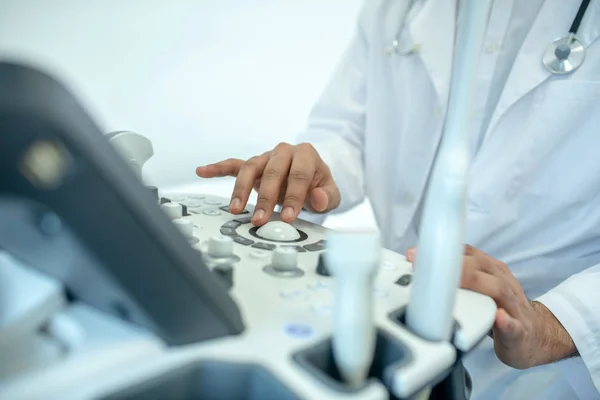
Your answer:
514;80;600;206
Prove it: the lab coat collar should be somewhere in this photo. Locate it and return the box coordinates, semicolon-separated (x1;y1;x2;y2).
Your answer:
486;0;600;135
408;0;457;112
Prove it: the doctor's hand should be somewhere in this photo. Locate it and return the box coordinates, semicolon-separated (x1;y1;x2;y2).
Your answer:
406;245;578;369
196;143;340;226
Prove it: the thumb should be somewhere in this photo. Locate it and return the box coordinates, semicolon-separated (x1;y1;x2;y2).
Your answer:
307;183;340;214
494;308;524;343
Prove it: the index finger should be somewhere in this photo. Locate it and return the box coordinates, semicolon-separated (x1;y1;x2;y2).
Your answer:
196;158;244;178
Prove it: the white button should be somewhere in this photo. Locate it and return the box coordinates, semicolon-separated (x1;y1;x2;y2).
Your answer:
172;218;194;238
381;261;397;271
188;194;206;199
280;289;307;301
204;199;221;205
271;247;298;272
203;210;221;216
250;250;269;258
185;201;203;208
161;202;182;219
311;303;332;315
207;235;234;258
256;221;301;242
171;196;186;202
308;280;331;291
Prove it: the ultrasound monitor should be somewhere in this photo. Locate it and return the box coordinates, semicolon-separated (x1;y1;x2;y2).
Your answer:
0;61;245;346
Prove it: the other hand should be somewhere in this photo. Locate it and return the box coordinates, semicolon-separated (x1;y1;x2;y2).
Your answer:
196;142;340;226
406;245;577;369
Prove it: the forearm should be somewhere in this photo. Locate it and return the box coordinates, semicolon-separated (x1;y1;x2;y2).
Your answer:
531;300;579;366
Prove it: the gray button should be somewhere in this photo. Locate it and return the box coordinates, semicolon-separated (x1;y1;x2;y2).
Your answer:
252;242;276;251
220;227;237;236
232;235;254;246
219;205;249;214
205;199;221;205
304;240;327;252
282;245;307;253
234;217;253;224
222;220;242;229
396;274;412;286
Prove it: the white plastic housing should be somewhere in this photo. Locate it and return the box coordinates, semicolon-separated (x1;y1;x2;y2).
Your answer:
405;0;494;341
325;231;380;388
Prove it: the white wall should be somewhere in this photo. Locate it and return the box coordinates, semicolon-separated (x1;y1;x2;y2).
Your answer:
0;0;377;230
0;0;361;185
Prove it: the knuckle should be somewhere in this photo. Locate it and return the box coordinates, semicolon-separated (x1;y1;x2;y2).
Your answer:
296;142;315;153
257;194;274;206
288;169;311;183
283;193;303;204
262;166;283;180
274;142;292;152
242;156;262;169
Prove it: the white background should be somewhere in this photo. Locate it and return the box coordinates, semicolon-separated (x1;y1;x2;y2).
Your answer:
0;0;376;230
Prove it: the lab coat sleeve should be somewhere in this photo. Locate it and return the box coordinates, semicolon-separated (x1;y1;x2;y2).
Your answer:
535;263;600;393
295;6;370;216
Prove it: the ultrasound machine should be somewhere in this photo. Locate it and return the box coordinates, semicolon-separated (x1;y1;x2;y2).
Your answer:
0;2;497;399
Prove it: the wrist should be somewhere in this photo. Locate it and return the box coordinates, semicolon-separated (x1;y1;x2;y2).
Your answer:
531;301;578;366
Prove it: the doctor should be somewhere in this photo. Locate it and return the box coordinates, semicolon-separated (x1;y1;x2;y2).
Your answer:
197;0;600;398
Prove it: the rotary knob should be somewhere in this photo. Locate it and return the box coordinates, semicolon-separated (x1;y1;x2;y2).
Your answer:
161;202;182;219
207;235;234;258
172;218;194;238
263;247;303;278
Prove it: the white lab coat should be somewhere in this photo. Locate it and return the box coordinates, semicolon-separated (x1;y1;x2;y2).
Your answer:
297;0;600;398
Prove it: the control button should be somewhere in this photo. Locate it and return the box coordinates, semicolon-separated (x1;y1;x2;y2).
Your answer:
251;242;276;251
395;274;412;286
188;194;206;200
280;289;307;301
161;202;182;219
256;221;301;242
234;217;253;224
222;220;242;229
207;235;234;258
311;303;332;316
204;199;221;205
381;261;398;271
170;196;185;202
202;210;221;216
159;197;171;205
316;253;330;277
173;218;194;238
373;288;388;298
220;227;237;236
304;240;327;252
308;280;331;291
185;201;203;208
181;204;190;216
232;235;254;246
282;245;307;253
250;250;269;258
263;248;304;278
219;205;249;214
284;323;314;339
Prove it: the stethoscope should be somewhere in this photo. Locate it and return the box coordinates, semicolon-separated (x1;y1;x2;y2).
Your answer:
385;0;592;75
